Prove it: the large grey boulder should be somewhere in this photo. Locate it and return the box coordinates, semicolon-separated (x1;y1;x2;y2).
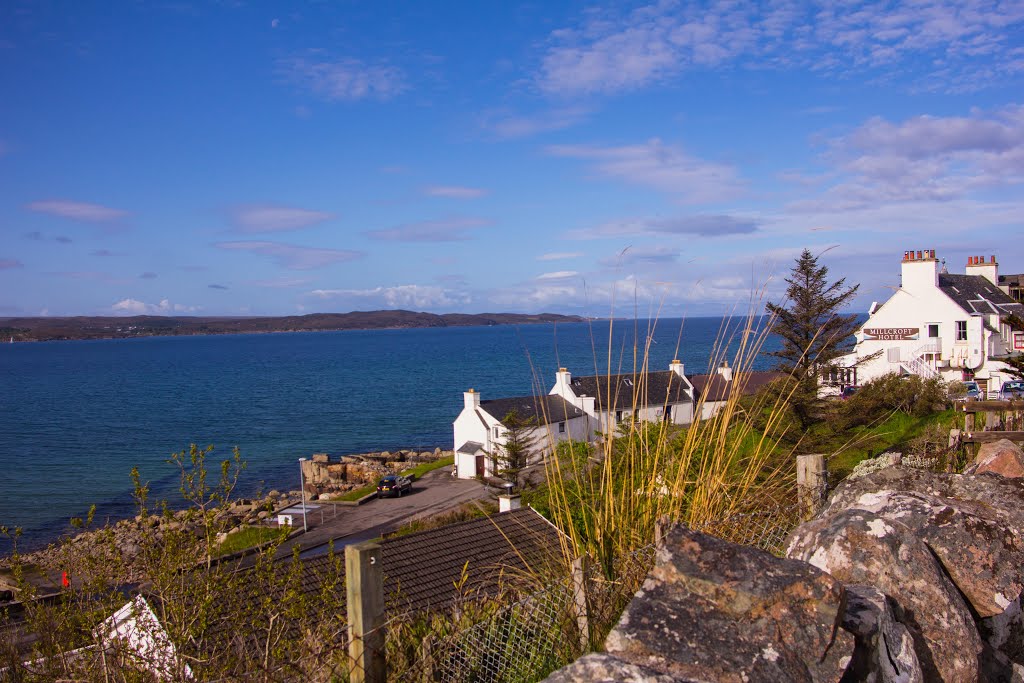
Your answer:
604;526;853;683
788;507;982;682
840;585;920;683
814;467;1024;619
543;653;690;683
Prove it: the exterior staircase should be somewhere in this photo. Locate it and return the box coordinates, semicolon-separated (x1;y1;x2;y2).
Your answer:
899;343;940;379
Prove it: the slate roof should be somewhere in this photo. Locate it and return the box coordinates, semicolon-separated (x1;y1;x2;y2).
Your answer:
479;395;584;426
288;506;563;612
456;440;484;454
689;371;784;402
566;370;692;410
938;273;1024;316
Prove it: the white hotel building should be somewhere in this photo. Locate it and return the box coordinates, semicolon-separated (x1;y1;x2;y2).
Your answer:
833;250;1024;396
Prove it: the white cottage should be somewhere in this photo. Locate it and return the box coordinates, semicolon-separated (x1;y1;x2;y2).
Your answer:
833;250;1024;396
453;390;589;479
548;361;696;434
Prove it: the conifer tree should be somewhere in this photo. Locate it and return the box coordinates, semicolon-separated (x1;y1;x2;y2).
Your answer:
766;249;860;428
491;410;538;490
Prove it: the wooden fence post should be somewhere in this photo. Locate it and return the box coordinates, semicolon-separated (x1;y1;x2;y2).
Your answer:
346;541;386;683
654;515;671;546
571;555;591;653
796;454;827;520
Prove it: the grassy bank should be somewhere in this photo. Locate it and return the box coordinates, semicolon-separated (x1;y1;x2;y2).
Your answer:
328;455;455;502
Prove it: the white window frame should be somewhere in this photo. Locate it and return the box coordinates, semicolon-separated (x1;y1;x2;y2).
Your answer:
956;320;968;342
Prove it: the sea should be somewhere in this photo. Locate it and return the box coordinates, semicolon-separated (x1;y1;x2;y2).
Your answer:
0;317;779;552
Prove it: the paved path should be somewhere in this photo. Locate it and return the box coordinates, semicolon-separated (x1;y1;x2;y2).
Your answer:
262;465;489;561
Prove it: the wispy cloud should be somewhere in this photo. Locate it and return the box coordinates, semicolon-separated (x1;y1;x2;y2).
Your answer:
110;298;200;315
569;214;759;239
26;199;128;222
366;217;490;242
208;283;229;290
279;53;406;101
536;2;1024;96
547;139;744;203
0;258;24;269
92;249;116;257
481;107;590;138
250;277;312;289
536;270;579;280
230;204;334;233
139;272;157;279
792;104;1024;212
216;241;364;270
600;246;679;266
537;251;582;261
309;284;470;309
423;186;488;199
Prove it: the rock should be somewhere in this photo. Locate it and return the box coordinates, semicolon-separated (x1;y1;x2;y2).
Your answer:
605;525;853;682
849;452;902;480
814;467;1024;618
980;595;1024;666
543;653;686;683
965;439;1024;478
257;511;269;520
434;447;442;456
787;508;982;681
841;585;921;683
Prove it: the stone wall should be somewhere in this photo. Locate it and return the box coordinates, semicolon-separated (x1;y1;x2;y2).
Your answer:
299;448;453;496
546;439;1024;682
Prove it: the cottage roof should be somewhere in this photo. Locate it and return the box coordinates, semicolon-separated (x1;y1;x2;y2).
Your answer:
479;395;584;425
938;274;1024;317
456;440;485;455
688;371;783;402
566;370;691;410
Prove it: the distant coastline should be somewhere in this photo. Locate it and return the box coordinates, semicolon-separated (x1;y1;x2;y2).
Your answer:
0;310;586;343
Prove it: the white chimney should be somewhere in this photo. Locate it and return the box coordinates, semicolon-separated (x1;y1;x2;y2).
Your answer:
965;254;999;286
499;493;521;512
900;249;939;291
717;361;733;382
579;395;596;416
670;359;685;378
464;388;481;410
554;367;571;395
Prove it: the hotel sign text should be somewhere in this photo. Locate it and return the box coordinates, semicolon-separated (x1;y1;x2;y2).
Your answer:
864;327;920;340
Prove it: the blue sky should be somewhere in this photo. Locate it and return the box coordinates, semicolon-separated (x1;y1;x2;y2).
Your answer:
2;1;1023;318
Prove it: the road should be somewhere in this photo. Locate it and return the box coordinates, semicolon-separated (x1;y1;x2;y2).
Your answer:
262;465;490;561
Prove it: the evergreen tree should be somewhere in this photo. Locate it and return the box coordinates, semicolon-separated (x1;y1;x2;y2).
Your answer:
766;249;860;428
491;410;538;489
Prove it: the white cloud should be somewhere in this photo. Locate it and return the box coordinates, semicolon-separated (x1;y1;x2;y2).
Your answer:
366;217;490;242
110;298;200;315
537;252;582;261
547;139;744;203
279;54;405;101
536;2;1024;96
423;186;489;199
536;271;579;280
569;214;759;240
216;241;364;270
230;205;334;232
481;107;590;138
309;284;471;309
27;199;128;222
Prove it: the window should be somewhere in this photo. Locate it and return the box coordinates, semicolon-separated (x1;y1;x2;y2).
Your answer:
956;320;968;341
928;324;939;338
558;421;565;433
493;426;500;438
615;410;623;422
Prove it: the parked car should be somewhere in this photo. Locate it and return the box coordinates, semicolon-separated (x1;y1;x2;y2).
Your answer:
840;386;859;400
999;380;1024;400
376;474;412;498
960;381;982;401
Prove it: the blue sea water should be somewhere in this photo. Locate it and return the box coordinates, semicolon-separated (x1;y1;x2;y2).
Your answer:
0;317;777;551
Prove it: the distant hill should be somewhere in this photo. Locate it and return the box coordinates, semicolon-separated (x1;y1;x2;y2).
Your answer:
0;311;586;342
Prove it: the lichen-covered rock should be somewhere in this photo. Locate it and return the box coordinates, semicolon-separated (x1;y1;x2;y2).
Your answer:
787;508;982;682
543;653;690;683
605;526;853;683
965;438;1024;478
841;585;921;683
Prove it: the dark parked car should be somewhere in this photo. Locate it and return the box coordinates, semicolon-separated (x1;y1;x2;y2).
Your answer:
999;381;1024;400
377;474;412;498
840;386;859;400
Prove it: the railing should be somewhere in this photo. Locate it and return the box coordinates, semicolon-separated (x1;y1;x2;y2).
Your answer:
899;343;940;379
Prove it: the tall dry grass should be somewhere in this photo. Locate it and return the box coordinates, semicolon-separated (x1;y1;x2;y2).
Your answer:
537;305;800;579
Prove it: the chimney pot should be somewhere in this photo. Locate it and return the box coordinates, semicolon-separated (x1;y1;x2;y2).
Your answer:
917;250;923;259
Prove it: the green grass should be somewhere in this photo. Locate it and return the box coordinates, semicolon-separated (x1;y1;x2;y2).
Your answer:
332;485;377;502
216;525;289;556
824;409;957;479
